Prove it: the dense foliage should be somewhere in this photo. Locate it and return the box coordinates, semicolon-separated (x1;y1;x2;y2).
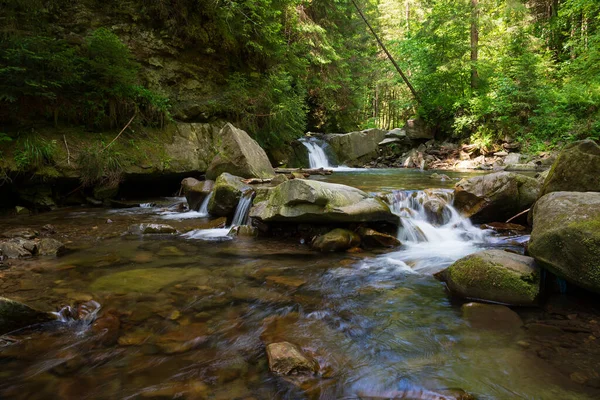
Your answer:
1;0;599;151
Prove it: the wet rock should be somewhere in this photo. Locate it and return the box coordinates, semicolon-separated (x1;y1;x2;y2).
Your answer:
461;302;523;331
540;139;600;196
266;342;318;375
454;172;540;222
0;240;33;258
37;238;66;256
438;250;540;306
0;296;55;334
156;324;209;354
230;286;291;305
250;179;398;225
181;177;214;211
429;172;451;181
228;225;258;237
528;191;600;293
14;206;30;215
207;172;253;217
312;229;360;252
1;228;39;239
266;276;306;289
206;123;275;180
357;227;400;248
129;223;178;235
91;310;121;346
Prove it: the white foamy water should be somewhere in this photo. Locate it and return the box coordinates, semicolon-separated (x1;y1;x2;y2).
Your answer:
359;189;492;275
181;228;232;241
300;137;332;169
159;210;209;220
182;191;254;241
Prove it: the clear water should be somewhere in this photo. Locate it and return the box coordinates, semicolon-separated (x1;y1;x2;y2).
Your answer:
0;170;598;399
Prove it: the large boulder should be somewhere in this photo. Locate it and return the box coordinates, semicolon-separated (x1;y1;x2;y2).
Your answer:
540;139;600;196
528;191;600;293
324;128;387;166
312;229;360;252
0;297;55;335
206;123;275;180
181;178;214;211
163;122;224;173
404;119;433;140
437;250;540;306
454;172;540;222
249;179;398;225
208;173;253;217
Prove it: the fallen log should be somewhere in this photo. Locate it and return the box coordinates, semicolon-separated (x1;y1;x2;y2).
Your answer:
274;168;333;176
242;178;272;184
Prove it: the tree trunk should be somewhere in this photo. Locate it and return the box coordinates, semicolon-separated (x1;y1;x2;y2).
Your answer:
470;0;479;90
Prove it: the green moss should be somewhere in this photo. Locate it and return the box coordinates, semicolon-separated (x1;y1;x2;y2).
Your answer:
446;254;539;304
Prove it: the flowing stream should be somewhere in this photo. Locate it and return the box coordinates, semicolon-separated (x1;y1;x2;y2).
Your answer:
0;169;598;399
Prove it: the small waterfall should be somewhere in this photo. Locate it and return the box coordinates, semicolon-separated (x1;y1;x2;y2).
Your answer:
231;190;254;226
300;137;331;169
381;189;490;273
198;192;212;217
182;190;255;240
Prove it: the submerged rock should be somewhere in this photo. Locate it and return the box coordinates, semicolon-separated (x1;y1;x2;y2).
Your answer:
129;224;178;235
438;250;540;306
454;172;540;222
461;302;523;331
1;228;39;239
206;123;275;180
266;342;318;375
181;177;214;211
207;173;253;217
250;179;398;225
0;297;55;335
90;268;203;294
228;225;258;237
528;191;600;293
312;228;360;252
540;139;600;196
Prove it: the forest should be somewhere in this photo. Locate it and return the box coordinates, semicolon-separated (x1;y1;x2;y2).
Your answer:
1;0;599;152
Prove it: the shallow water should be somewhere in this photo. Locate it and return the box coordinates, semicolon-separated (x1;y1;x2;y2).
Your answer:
0;170;599;400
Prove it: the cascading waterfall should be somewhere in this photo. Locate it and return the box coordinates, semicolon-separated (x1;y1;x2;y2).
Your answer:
182;190;254;240
300;137;332;169
231;191;254;226
378;189;490;274
197;192;212;217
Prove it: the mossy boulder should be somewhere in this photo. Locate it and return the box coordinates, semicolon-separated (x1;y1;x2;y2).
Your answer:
37;238;66;256
207;173;253;217
454;172;540;223
528;191;600;293
249;179;398;225
312;229;360;252
438;250;540;306
206;123;275;180
181;177;214;211
0;297;55;335
540;139;600;196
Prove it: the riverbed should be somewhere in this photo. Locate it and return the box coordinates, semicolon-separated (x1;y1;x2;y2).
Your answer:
0;169;599;399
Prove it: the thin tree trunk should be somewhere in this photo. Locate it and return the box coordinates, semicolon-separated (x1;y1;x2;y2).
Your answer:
350;0;420;103
470;0;479;90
